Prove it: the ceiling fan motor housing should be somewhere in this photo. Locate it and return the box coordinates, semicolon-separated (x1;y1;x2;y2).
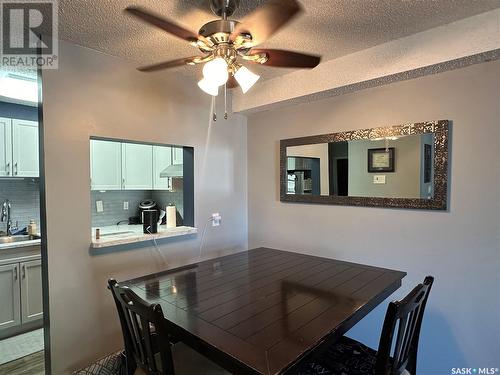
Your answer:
209;0;240;17
199;19;238;41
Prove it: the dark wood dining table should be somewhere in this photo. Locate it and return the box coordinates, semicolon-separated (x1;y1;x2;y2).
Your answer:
122;247;406;374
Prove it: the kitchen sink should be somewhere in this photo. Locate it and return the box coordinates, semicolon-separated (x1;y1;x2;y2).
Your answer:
0;235;40;244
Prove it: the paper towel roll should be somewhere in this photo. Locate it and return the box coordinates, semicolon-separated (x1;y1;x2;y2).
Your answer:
166;205;176;228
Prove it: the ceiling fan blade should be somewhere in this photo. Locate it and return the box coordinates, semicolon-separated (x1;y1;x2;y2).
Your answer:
126;6;204;44
249;49;321;68
137;57;198;72
230;0;302;46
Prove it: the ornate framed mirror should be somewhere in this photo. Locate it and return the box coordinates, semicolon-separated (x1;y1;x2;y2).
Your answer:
280;120;450;210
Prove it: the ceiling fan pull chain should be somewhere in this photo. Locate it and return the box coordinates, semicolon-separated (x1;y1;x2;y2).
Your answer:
212;95;217;122
224;83;228;120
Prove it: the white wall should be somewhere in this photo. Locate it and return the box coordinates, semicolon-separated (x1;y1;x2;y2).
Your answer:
247;60;500;374
42;41;247;373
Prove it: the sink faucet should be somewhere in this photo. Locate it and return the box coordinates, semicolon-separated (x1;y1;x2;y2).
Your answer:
1;199;12;235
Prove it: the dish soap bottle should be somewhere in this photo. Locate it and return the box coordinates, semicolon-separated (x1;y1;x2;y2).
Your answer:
28;219;37;236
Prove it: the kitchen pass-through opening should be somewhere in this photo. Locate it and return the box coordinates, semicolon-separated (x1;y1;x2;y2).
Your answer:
89;136;195;249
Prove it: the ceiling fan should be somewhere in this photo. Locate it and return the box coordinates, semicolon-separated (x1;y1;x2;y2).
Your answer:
125;0;321;96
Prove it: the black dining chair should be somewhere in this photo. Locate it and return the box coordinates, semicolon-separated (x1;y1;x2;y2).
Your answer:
293;276;434;375
108;279;176;375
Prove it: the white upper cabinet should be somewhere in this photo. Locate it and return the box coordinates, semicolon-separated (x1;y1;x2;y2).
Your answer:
121;143;153;190
11;119;39;177
153;145;172;190
172;146;183;165
90;139;122;190
90;140;181;191
0;117;12;177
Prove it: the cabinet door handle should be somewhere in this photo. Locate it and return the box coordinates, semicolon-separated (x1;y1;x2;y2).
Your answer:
14;162;18;175
14;266;18;280
22;265;26;279
5;162;9;175
122;178;125;188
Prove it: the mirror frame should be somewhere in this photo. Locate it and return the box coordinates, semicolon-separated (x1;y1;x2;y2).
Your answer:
280;120;450;210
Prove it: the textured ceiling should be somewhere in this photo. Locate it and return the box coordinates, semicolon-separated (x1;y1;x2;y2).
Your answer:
58;0;500;81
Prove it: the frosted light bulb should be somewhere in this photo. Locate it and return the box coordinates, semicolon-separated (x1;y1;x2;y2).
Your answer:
202;58;228;86
234;66;260;93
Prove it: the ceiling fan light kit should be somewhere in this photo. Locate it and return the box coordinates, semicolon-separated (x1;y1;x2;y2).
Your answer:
202;57;229;86
234;65;260;93
125;0;321;119
198;78;220;96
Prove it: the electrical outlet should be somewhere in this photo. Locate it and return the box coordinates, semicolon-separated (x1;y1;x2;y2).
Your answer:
96;200;104;213
212;213;222;227
373;175;386;184
123;201;129;210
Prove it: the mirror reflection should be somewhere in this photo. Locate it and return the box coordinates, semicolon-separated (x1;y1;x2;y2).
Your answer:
286;133;435;199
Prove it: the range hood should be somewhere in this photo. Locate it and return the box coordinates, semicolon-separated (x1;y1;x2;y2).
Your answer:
160;164;183;178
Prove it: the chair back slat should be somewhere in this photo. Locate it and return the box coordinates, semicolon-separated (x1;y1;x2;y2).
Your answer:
130;310;146;364
391;315;407;366
400;306;419;362
375;276;434;375
141;316;158;372
108;279;175;375
123;308;141;361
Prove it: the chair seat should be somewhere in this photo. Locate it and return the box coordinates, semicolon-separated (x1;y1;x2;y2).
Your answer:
295;336;379;375
73;351;125;375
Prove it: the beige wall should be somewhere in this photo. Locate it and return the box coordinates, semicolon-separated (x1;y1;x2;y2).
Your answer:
348;136;421;198
287;144;329;195
247;60;500;373
42;41;247;373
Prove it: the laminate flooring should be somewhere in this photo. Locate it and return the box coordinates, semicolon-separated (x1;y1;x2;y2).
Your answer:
0;350;45;375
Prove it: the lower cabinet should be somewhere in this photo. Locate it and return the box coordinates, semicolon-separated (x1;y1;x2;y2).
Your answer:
0;263;21;329
0;259;42;332
21;260;43;323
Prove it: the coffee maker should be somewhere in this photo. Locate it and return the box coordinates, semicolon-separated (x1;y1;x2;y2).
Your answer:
138;199;157;223
142;210;158;234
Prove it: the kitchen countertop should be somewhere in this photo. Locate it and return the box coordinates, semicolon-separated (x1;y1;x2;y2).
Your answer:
0;238;41;250
0;240;41;266
91;224;197;248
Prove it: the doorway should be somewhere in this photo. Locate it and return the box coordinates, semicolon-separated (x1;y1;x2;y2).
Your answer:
0;69;49;374
328;141;349;196
336;158;349;196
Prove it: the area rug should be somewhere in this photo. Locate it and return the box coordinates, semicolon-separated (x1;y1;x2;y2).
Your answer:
0;329;44;365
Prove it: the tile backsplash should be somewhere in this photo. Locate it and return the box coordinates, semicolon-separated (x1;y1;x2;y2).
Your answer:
0;181;186;231
0;179;40;233
152;190;184;218
91;189;184;227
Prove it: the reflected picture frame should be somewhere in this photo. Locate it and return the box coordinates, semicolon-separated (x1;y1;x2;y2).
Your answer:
368;148;395;173
279;120;450;210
